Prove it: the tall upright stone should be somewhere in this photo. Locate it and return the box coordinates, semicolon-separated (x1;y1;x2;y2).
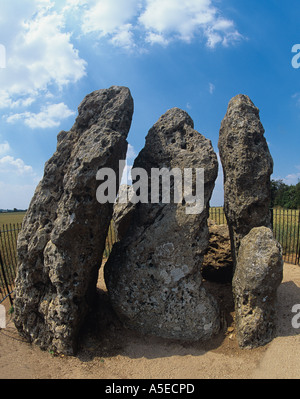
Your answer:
218;95;273;268
105;108;220;341
14;86;134;355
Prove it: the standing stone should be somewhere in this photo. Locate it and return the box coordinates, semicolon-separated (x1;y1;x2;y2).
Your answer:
218;95;273;268
232;227;283;348
14;86;134;355
105;107;220;341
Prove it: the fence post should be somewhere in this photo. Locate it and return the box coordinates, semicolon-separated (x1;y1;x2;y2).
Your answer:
296;210;300;265
270;208;274;230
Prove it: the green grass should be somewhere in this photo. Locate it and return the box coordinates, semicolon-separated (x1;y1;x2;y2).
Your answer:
0;212;26;230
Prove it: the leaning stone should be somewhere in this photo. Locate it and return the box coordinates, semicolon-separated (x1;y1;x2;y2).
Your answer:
105;107;220;341
232;227;283;349
14;86;134;355
218;95;273;268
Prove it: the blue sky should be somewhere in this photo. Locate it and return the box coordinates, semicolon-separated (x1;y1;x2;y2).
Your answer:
0;0;299;209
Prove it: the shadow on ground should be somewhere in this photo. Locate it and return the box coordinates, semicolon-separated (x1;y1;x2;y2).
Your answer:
275;281;300;338
76;279;236;363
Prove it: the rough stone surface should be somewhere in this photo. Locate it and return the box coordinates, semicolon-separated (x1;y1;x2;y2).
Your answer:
105;107;220;341
218;95;273;268
201;220;233;283
112;185;135;241
232;227;283;349
14;86;134;355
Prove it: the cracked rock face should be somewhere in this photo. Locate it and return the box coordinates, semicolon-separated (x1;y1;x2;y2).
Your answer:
233;227;283;349
218;94;274;268
14;86;134;355
105;107;220;341
201;220;233;283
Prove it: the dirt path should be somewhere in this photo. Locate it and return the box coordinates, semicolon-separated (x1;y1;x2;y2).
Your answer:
0;263;299;379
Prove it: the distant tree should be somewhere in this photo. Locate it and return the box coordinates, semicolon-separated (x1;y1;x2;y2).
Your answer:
271;179;300;209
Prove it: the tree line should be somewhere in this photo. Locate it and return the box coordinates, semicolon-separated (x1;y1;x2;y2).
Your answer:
271;180;300;209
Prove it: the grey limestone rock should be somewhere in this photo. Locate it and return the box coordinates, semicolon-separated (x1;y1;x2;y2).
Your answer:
232;227;283;349
201;220;233;283
218;95;273;269
14;86;134;355
105;107;220;341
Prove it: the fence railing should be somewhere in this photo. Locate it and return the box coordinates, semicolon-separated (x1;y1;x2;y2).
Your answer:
209;207;300;266
0;223;22;305
0;208;299;304
0;222;116;305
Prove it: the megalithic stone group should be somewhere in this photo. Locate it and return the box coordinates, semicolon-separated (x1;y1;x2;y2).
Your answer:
13;87;283;355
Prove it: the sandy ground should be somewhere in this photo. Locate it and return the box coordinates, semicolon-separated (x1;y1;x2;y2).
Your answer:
0;263;299;380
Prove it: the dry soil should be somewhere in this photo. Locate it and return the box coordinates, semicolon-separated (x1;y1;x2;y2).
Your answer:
0;263;299;380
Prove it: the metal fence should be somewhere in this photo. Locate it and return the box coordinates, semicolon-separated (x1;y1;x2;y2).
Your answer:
0;208;299;304
209;207;300;266
0;222;116;305
0;223;22;305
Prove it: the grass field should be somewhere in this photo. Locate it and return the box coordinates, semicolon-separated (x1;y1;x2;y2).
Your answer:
0;212;26;230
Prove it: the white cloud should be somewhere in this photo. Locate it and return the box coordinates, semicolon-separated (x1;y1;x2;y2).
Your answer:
110;24;136;50
210;152;224;207
73;0;242;49
127;144;137;161
0;0;242;129
0;155;33;175
274;166;300;186
0;140;40;208
0;141;10;156
139;0;242;47
6;103;76;129
292;92;300;108
282;173;300;186
209;82;215;94
81;0;141;49
0;0;87;110
0;181;37;209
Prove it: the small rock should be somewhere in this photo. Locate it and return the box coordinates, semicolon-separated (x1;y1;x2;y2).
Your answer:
232;226;283;349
